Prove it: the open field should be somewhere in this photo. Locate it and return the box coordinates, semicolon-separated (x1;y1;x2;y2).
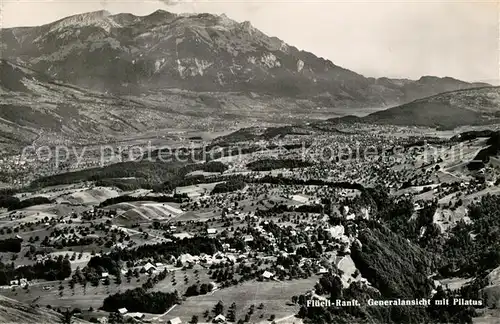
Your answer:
57;187;122;205
163;277;318;324
105;201;183;223
175;182;223;198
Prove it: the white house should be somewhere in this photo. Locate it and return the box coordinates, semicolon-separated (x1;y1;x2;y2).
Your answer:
209;282;218;291
168;317;182;324
346;213;356;220
243;235;254;242
143;262;156;273
213;314;226;323
261;271;274;280
118;308;128;315
207;228;218;235
125;312;145;320
10;278;28;287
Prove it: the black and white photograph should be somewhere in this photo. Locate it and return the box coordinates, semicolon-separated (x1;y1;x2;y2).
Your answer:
0;0;499;323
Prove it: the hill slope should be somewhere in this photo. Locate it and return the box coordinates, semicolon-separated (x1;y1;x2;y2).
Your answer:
0;294;89;323
330;86;500;129
0;10;488;108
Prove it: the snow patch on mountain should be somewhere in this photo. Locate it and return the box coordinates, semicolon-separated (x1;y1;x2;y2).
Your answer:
194;58;213;76
261;53;280;68
155;58;167;73
297;59;304;72
177;59;186;78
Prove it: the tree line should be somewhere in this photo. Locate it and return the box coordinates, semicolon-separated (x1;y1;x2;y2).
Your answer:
0;195;51;211
246;158;313;171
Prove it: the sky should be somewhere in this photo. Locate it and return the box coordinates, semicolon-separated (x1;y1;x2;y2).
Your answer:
1;0;499;84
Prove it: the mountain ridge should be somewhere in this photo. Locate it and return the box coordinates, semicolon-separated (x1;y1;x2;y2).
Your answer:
328;86;500;130
0;10;489;108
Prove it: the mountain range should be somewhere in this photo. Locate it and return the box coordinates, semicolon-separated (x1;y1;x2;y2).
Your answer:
1;10;488;103
0;10;495;147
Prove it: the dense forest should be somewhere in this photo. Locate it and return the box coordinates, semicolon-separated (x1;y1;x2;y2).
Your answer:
246;158;313;171
30;161;186;189
98;194;186;208
29;161;228;192
351;223;433;299
440;194;500;278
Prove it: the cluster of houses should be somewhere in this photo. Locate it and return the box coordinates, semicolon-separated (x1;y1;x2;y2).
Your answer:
166;314;227;324
7;278;29;288
111;308;229;323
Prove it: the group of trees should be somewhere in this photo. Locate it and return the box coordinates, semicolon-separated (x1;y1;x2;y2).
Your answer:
0;257;71;285
141;269;169;290
84;255;121;280
102;288;180;314
184;282;214;297
212;179;246;194
0;238;22;252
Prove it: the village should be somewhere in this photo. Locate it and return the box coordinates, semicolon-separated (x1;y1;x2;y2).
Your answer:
1;123;500;323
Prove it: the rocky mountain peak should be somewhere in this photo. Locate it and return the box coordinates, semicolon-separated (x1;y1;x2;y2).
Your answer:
49;10;119;32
